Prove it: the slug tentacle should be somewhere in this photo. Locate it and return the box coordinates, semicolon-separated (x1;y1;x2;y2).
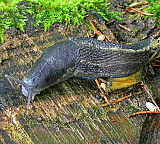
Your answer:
5;74;40;108
5;74;28;88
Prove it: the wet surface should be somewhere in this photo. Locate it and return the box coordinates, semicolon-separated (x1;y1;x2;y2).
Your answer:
0;1;160;143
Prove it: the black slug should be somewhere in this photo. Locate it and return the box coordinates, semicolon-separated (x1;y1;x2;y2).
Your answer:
5;37;153;107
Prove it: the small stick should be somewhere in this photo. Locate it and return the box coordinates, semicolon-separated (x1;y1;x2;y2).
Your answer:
102;91;143;106
95;79;111;104
142;82;160;112
112;94;132;104
89;20;101;36
129;111;160;117
111;91;143;104
135;91;142;95
119;24;133;32
102;93;132;106
129;7;154;16
129;2;148;8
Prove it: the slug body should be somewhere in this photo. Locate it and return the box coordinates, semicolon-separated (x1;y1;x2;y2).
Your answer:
5;37;153;107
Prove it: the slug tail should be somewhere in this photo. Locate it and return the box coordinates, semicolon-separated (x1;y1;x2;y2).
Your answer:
132;36;153;51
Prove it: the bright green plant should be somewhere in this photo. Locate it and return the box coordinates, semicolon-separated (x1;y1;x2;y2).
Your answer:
0;0;123;43
32;0;123;31
0;9;28;43
145;0;160;22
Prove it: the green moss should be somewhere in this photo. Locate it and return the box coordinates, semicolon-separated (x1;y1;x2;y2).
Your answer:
0;9;28;43
145;0;160;22
0;0;123;43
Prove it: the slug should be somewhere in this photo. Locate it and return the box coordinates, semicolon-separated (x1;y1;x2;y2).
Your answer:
5;37;153;108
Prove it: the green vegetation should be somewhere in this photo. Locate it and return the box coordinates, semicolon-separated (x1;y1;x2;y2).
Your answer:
0;0;123;43
0;4;31;43
145;0;160;21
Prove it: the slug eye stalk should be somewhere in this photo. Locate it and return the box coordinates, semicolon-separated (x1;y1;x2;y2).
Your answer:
5;74;39;108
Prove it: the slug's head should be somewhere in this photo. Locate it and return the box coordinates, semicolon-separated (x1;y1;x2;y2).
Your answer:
5;74;40;108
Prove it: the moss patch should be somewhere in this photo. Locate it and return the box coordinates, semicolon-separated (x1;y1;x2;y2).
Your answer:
145;0;160;23
0;0;123;43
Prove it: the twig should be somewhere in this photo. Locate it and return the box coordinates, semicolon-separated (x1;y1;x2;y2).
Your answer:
89;20;101;36
119;24;133;32
129;111;160;117
142;82;160;111
112;94;132;104
95;79;111;104
153;65;160;67
129;7;154;16
129;2;148;8
102;93;133;106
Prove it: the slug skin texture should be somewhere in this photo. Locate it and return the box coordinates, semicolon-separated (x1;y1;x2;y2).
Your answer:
5;37;153;107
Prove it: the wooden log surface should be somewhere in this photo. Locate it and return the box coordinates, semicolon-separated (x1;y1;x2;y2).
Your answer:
0;14;160;144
